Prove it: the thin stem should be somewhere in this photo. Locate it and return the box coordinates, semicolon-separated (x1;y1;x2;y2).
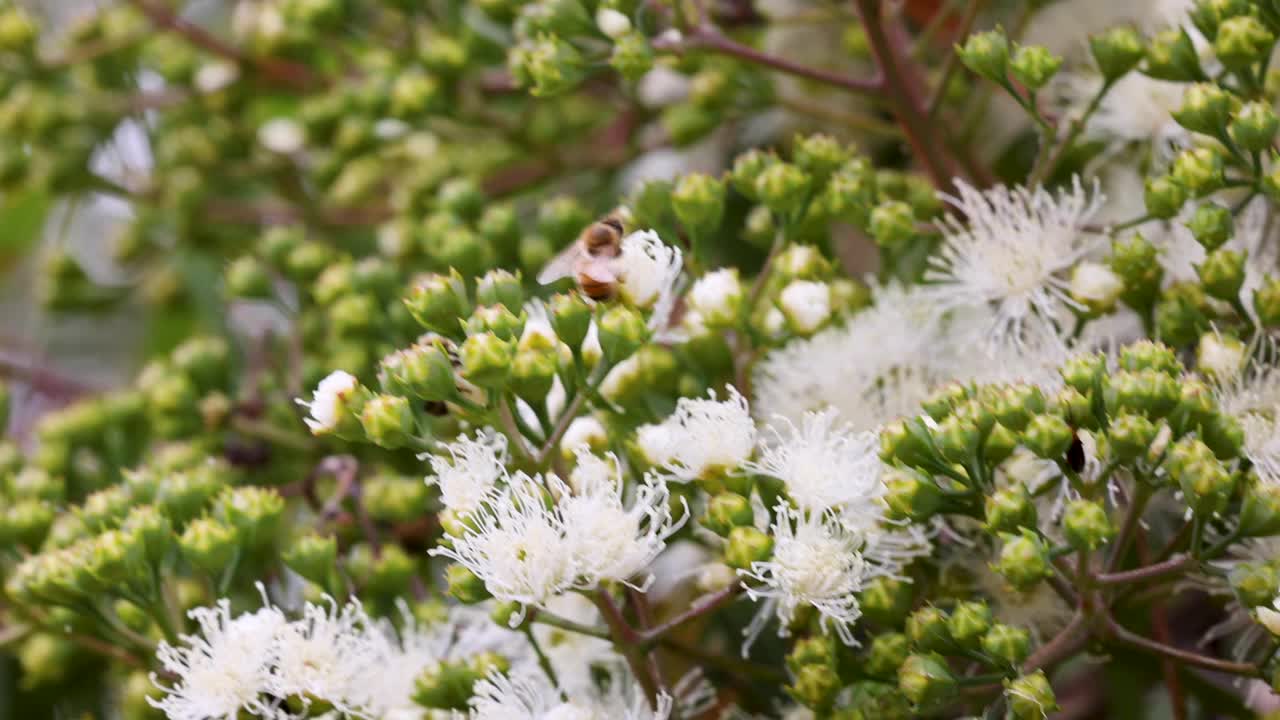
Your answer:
1106;484;1151;573
927;0;988;119
533;611;612;641
593;591;660;708
852;0;957;191
230;415;317;453
1094;555;1194;585
655;26;883;96
1024;613;1086;672
533;364;608;466
638;586;741;645
523;625;563;694
1104;614;1261;677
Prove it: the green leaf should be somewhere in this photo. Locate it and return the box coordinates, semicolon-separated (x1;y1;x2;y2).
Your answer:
0;190;50;270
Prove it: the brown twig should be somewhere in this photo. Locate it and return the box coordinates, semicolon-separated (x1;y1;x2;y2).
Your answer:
1103;614;1262;677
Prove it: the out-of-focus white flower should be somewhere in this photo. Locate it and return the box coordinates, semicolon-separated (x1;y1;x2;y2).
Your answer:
561;415;608;456
150;601;288;720
298;370;360;434
617;230;682;312
747;409;882;519
600;353;646;405
686;268;743;327
258;117;306;154
1066;72;1189;155
1069;261;1124;311
1214;347;1280;485
431;472;580;613
927;178;1105;349
636;388;756;481
1197;333;1246;381
636;66;691;109
561;452;683;589
195;61;240;94
777;280;831;334
424;429;509;514
596;7;632;38
1258;599;1280;637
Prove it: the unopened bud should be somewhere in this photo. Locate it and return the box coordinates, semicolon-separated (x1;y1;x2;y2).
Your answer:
982;623;1031;667
1090;26;1144;81
1010;45;1062;91
360;394;414;449
958;27;1010;82
1006;671;1058;720
993;530;1051;591
724;526;773;569
1145;28;1205;82
1198;247;1247;301
897;653;957;707
1144;175;1188;219
906;606;952;653
985;484;1038;533
1171;147;1225;197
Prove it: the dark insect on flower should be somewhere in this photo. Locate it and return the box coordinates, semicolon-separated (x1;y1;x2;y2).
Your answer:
423;400;449;416
1066;431;1086;473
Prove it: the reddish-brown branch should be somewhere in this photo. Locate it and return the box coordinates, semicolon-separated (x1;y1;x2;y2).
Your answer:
1104;614;1261;677
128;0;318;89
639;585;742;645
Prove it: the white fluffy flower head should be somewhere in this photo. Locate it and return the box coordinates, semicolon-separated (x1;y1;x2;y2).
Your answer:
617;229;683;312
777;280;832;334
425;429;510;514
298;370;359;434
927;178;1104;348
747;409;883;518
636;388;756;481
686;268;744;326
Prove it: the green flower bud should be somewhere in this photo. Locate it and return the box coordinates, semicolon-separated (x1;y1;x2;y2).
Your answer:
662;103;718;146
412;658;482;710
984;423;1019;466
459;332;515;388
1240;480;1280;536
789;662;841;709
883;466;944;521
1145;28;1205;82
724;526;774;569
1156;282;1212;347
1021;414;1073;459
390;70;442;118
284;533;338;586
869;201;917;250
7;500;53;549
1108;369;1181;418
548;292;593;350
510;341;560;403
1198;247;1247;301
366;475;431;524
922;383;969;421
1254;275;1280;326
1202;412;1245;461
838;681;914;720
444;562;490;605
598;305;648;363
1061;353;1107;394
465;304;527;341
360;394;414;449
787;634;836;673
703;492;753;536
0;7;38;55
860;576;915;626
380;340;460;402
1144;175;1188;219
1109;412;1158;461
478;204;519;260
1010;45;1063;91
312;262;356;307
993;530;1051;591
1090;26;1145;81
1171;147;1225;197
866;633;911;678
1063;499;1115;552
511;34;585;96
1230;562;1279;608
794;134;851;184
958;27;1010;82
755;163;812;217
436;178;485;221
610;32;653;81
476;270;524;314
1172;83;1237;136
985;484;1038;533
1265;161;1280;204
1176;456;1236;517
897;653;957;707
1215;15;1274;70
179;518;239;576
1006;671;1058;720
366;544;416;595
1230;101;1279;152
1121;338;1184;374
982;623;1031;667
121;506;172;566
217;486;284;548
1186;202;1234;252
671;173;726;235
225;255;273;299
948;601;993;647
406;270;471;336
906;605;952;652
731;150;780;200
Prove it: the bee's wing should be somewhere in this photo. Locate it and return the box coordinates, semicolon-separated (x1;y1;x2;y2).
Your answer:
579;259;619;284
536;244;582;285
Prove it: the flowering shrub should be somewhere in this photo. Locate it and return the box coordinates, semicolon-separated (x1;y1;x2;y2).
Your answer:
7;0;1280;718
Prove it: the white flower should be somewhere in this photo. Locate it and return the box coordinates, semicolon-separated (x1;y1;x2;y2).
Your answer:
596;7;632;38
561;452;683;589
747;409;883;518
1069;261;1123;310
1258;601;1280;637
150;601;287;720
617;230;682;312
470;669;673;720
739;505;868;648
257;118;305;154
600;353;646;405
195;61;241;94
927;178;1104;348
1197;333;1246;381
425;429;510;514
268;599;382;715
298;370;359;434
1214;349;1280;485
777;280;832;334
561;415;608;456
1066;71;1190;153
686;268;743;327
430;472;580;613
636;388;756;481
532;594;618;695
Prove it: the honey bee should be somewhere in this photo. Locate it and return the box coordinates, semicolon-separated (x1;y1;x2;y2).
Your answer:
537;215;625;301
